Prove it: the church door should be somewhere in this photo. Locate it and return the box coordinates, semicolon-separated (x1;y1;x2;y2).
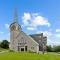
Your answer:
21;48;24;51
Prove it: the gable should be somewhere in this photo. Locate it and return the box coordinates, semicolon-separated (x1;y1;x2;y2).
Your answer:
16;31;39;46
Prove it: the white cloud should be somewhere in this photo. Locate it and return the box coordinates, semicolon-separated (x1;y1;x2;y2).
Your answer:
22;12;51;30
47;39;60;46
22;13;31;26
5;24;9;29
55;34;60;37
27;27;36;30
32;16;50;27
47;39;52;45
43;31;52;37
56;29;60;32
22;13;31;21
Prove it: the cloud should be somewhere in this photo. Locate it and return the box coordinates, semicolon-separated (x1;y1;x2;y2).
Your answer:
32;16;50;27
22;13;31;26
56;29;60;32
27;27;37;30
55;34;60;37
47;39;60;46
22;13;31;21
5;24;9;29
22;12;51;30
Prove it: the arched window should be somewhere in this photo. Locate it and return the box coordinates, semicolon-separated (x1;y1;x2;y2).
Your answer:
11;25;16;31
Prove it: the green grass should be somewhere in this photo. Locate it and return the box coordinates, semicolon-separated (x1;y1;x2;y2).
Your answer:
0;52;60;60
0;48;8;52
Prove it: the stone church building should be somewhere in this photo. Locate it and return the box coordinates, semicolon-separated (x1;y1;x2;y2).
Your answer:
9;11;47;53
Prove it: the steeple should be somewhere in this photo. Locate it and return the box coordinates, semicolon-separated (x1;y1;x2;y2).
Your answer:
14;8;18;23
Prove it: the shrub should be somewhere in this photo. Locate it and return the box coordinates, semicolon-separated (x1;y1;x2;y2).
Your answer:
0;40;9;49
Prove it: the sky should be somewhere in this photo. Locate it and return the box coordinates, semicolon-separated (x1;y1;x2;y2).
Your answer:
0;0;60;46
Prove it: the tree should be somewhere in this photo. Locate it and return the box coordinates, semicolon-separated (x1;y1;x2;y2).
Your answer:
53;46;60;52
46;45;52;52
0;42;1;47
0;40;9;49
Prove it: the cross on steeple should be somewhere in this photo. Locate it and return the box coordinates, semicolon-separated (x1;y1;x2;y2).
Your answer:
14;8;18;23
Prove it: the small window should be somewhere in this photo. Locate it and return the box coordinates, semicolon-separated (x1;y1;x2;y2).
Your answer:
11;25;16;31
31;47;34;49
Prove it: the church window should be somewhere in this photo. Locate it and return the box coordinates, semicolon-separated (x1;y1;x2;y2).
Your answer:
21;37;25;43
11;25;16;31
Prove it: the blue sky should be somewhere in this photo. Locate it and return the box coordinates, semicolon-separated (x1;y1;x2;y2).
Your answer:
0;0;60;46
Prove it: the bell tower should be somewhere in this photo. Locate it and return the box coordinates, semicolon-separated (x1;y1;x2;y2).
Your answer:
10;8;22;31
10;9;22;51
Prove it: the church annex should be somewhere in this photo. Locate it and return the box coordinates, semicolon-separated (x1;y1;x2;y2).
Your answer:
9;10;47;53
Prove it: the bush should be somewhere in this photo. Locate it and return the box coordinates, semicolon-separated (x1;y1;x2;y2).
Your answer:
46;45;53;52
53;46;60;52
0;40;9;49
47;45;60;52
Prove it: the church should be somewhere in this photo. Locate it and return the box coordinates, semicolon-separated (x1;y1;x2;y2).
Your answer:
9;11;47;53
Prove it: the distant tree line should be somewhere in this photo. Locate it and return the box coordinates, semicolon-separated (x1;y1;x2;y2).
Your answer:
0;40;9;49
47;45;60;52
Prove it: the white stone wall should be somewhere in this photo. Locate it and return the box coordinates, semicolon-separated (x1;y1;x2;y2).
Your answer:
16;32;39;53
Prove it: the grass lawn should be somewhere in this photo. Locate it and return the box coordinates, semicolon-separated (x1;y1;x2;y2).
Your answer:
0;52;60;60
0;48;8;52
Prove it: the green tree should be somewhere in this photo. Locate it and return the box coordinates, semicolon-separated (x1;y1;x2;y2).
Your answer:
46;45;52;52
0;40;9;49
53;46;60;52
